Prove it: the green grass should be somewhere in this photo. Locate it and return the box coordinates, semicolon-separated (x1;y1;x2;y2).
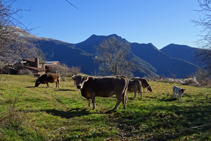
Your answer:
1;74;211;140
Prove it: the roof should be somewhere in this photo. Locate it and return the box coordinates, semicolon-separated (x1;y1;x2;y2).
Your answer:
45;61;59;65
23;58;45;64
45;61;59;63
24;66;46;71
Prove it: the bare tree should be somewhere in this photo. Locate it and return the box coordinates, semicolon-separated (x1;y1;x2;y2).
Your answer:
192;0;211;75
94;36;136;78
68;66;81;76
48;63;70;81
0;0;44;67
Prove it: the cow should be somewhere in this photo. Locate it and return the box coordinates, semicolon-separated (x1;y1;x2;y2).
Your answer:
131;77;152;92
128;79;142;99
35;73;60;88
173;86;186;99
72;75;129;110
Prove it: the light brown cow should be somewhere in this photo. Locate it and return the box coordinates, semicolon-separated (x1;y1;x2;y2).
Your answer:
131;77;152;92
35;73;60;88
128;79;142;99
72;75;129;110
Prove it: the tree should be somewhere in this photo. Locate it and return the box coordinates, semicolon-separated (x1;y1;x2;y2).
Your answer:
0;0;44;67
94;36;136;78
192;0;211;75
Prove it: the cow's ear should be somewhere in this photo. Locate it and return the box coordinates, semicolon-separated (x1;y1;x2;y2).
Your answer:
72;75;76;80
83;76;89;81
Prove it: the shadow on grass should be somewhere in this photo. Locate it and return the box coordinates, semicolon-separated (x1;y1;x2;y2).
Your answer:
160;98;177;102
54;88;76;91
113;104;211;140
25;86;76;92
44;108;90;119
21;108;91;119
25;86;35;88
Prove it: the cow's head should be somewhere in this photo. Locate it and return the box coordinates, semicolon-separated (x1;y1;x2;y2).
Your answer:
147;86;152;92
179;89;186;94
72;75;89;89
35;77;41;87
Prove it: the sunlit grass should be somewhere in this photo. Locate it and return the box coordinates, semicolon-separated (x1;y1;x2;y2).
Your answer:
0;74;211;140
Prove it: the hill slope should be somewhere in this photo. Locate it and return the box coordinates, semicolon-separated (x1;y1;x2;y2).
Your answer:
130;43;199;78
75;34;158;77
160;44;200;66
75;34;199;78
33;38;99;75
21;31;199;78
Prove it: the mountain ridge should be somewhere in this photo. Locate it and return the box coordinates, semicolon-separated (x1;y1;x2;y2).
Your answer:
19;30;199;78
160;43;200;66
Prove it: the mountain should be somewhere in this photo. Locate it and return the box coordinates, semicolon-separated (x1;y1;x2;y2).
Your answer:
19;29;199;78
160;44;200;66
74;35;199;78
31;35;159;78
75;34;128;53
74;34;159;77
130;43;199;78
32;38;99;75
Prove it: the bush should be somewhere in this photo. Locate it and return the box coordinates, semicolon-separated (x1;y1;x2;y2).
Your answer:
17;69;33;75
156;77;200;86
68;66;81;76
48;63;69;81
192;69;211;86
183;77;199;86
48;64;81;81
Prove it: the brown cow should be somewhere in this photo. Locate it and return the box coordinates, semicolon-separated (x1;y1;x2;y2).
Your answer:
131;77;152;92
72;75;129;110
128;79;142;99
35;73;60;88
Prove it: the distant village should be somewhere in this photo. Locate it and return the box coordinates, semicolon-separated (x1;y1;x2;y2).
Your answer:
1;58;59;76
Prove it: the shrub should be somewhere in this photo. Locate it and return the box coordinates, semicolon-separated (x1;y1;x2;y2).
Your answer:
48;63;69;81
17;69;33;75
192;69;211;86
68;66;81;76
183;77;199;86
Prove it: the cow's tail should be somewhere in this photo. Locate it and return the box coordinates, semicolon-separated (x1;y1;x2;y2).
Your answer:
57;74;61;87
57;74;61;81
121;76;129;109
138;80;142;99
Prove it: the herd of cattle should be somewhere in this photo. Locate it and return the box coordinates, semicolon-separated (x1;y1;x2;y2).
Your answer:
35;73;185;110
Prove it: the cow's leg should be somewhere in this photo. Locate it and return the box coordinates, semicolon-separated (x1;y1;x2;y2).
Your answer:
122;92;128;109
56;81;59;87
179;94;182;100
90;95;96;110
57;80;60;88
46;82;49;88
123;94;128;109
134;91;136;99
140;86;143;99
113;94;122;110
174;92;177;98
88;99;91;108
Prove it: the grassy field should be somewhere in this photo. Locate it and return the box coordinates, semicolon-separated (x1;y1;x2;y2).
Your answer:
0;74;211;141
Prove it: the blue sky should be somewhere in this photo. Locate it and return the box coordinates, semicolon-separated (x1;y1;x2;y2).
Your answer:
12;0;202;49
